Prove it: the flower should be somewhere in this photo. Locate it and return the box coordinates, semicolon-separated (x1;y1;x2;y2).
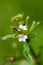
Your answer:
19;24;27;30
18;34;28;42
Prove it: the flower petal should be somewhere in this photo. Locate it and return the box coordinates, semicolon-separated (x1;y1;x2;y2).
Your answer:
19;24;23;29
23;39;26;42
23;26;27;30
19;38;23;42
24;35;28;39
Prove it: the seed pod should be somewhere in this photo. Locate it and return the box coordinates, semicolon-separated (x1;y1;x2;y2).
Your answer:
25;16;29;26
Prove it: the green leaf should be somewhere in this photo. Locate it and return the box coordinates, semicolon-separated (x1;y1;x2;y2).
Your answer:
23;43;35;65
29;21;40;34
0;34;17;40
23;43;30;57
5;59;34;65
39;47;43;65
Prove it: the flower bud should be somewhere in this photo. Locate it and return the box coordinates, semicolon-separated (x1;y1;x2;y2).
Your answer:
11;13;23;22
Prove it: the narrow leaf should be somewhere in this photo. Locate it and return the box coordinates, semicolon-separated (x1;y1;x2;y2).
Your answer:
29;21;40;34
0;34;17;40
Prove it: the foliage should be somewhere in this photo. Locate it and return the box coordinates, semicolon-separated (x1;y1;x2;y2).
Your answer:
0;13;41;65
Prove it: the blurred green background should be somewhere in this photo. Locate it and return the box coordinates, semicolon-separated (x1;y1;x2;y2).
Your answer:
0;0;43;65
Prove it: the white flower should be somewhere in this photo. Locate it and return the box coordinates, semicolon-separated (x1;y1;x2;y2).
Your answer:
19;24;27;30
18;34;28;42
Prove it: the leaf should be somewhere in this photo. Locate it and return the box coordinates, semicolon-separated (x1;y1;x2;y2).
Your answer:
29;21;40;34
23;43;30;57
0;34;17;40
23;43;35;65
39;47;43;65
23;43;30;61
5;59;34;65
